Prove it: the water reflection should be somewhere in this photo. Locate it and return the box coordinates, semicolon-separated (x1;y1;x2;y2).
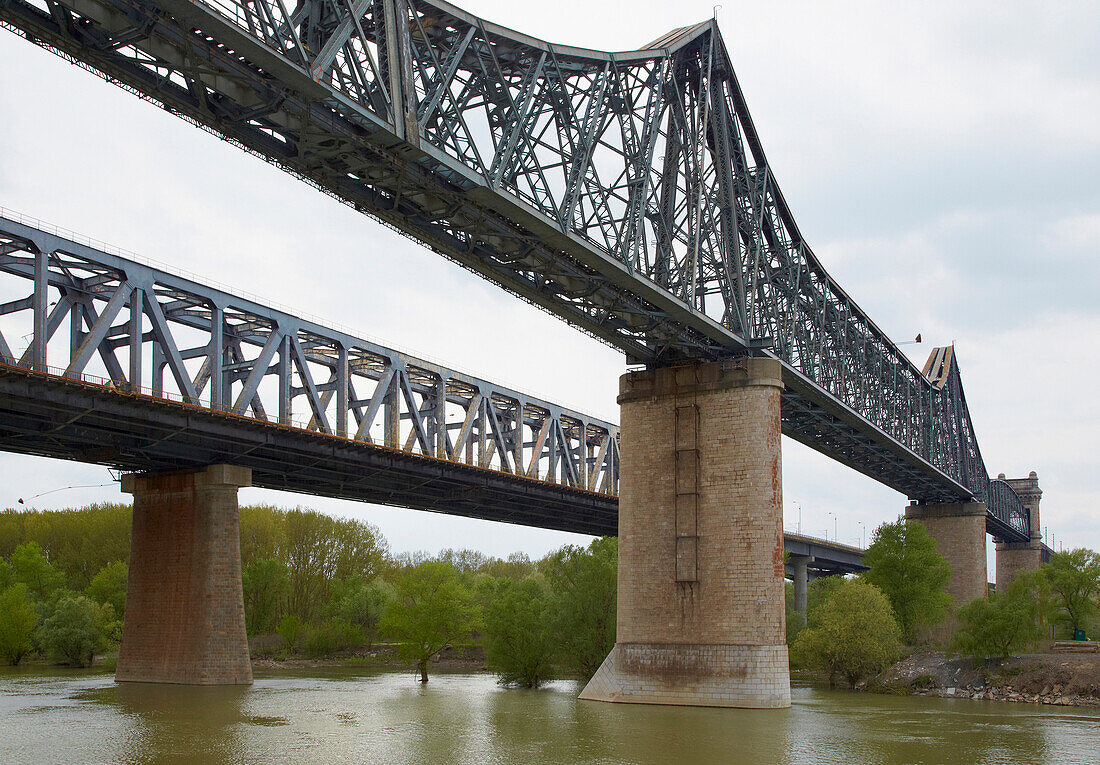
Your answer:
86;681;251;764
0;669;1097;765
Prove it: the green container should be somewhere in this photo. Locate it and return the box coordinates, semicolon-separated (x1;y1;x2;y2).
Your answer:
1074;628;1087;641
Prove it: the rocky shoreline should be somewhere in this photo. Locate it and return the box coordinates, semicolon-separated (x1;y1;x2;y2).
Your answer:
870;651;1100;708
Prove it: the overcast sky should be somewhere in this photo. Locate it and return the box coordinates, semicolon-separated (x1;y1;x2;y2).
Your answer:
0;0;1096;563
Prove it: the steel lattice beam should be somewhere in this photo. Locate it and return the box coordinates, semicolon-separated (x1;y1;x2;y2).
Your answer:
0;0;1031;540
0;214;620;496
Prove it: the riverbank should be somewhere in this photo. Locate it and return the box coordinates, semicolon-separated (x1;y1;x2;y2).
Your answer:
869;651;1100;707
250;642;488;673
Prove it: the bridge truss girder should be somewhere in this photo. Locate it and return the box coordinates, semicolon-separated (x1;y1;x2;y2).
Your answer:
0;215;620;495
0;0;1030;540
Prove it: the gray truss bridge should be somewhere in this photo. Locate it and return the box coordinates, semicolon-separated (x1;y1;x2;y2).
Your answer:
0;0;1030;541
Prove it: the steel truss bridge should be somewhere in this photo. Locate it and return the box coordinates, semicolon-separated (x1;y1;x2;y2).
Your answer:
0;213;872;572
0;213;620;534
0;0;1031;540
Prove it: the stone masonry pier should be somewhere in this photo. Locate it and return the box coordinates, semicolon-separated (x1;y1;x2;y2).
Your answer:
117;465;253;685
580;357;790;708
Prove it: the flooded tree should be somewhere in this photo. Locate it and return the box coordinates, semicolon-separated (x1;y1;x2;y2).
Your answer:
380;560;478;682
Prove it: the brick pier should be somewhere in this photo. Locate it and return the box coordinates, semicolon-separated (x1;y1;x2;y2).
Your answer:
117;464;253;685
580;357;790;708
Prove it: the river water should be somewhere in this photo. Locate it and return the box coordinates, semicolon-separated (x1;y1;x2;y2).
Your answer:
1;668;1097;764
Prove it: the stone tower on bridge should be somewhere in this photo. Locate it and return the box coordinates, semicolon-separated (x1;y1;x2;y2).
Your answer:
995;471;1044;591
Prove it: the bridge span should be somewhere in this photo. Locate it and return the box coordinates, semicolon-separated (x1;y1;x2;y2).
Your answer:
0;0;1051;708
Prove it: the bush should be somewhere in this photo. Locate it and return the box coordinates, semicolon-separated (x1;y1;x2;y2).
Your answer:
792;579;903;688
37;595;111;667
243;558;291;635
327;576;393;647
0;583;37;665
481;577;557;688
277;614;305;651
303;620;362;658
540;537;616;679
950;572;1047;659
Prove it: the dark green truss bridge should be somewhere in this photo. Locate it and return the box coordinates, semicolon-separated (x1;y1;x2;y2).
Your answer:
0;0;1032;540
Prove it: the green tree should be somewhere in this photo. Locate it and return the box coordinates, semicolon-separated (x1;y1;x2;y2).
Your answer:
0;583;38;665
36;595;111;667
1042;549;1100;637
10;541;66;601
86;561;128;618
950;571;1047;659
0;558;13;590
0;505;132;591
380;560;478;683
791;578;903;688
328;575;393;647
243;558;291;635
280;508;389;622
481;576;557;688
540;537;617;679
861;519;952;643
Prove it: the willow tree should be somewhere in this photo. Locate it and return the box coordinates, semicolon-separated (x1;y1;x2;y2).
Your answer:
380;560;478;683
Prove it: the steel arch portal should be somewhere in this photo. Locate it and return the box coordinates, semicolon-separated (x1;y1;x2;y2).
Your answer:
0;0;1029;540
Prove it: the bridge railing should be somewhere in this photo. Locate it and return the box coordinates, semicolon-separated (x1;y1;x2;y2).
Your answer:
0;215;619;494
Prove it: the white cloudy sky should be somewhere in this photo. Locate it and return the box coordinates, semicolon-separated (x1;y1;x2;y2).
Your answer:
0;0;1097;564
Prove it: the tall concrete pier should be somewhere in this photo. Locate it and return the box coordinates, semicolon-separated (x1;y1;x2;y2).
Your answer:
580;357;790;708
117;465;253;685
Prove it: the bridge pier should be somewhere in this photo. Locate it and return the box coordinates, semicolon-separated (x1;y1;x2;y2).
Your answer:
905;500;987;607
117;465;253;685
995;472;1044;591
580;357;790;709
789;555;812;615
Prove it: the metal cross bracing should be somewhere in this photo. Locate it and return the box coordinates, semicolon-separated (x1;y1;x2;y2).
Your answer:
0;0;1030;540
0;214;620;519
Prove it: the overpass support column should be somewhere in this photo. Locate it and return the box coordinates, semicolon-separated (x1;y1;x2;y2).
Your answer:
904;500;987;606
790;555;812;616
580;357;789;708
995;471;1044;591
117;465;253;685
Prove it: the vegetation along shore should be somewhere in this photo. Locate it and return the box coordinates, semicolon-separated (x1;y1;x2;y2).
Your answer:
1;504;1098;703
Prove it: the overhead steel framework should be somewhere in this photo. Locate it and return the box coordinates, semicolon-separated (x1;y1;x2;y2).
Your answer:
0;0;1030;540
0;214;619;508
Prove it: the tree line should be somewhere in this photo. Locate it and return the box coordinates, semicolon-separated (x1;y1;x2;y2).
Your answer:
2;505;1097;691
0;504;616;687
787;518;1100;688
